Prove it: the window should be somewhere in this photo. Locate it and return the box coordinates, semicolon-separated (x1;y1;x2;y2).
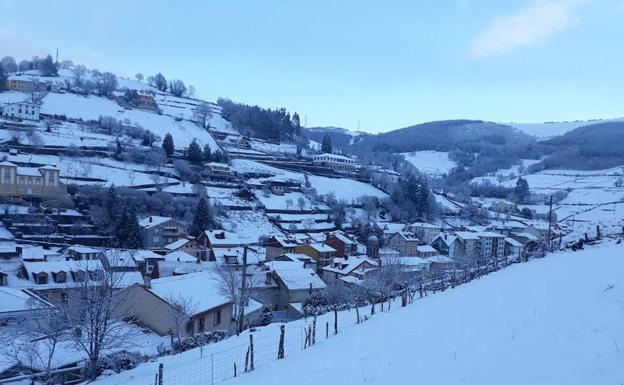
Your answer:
153;236;160;243
213;309;221;326
36;273;48;284
198;316;205;332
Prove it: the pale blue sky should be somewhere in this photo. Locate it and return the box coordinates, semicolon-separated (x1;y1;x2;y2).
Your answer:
1;0;622;133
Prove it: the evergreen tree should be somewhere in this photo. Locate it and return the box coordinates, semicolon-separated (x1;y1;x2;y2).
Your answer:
292;112;302;136
514;177;530;203
162;133;174;158
0;64;6;88
203;144;212;162
321;134;332;153
190;197;212;237
187;139;203;164
114;207;143;248
103;186;120;224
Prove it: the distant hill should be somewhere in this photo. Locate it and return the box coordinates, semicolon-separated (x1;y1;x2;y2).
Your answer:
352;120;534;153
538;121;624;169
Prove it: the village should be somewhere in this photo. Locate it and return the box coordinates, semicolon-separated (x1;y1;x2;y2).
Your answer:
0;55;621;385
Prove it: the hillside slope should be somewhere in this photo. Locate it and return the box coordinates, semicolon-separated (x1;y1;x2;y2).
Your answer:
231;243;624;385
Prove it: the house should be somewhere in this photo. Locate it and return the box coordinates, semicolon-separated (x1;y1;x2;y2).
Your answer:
430;234;457;257
221;135;250;149
136;92;156;107
505;237;524;261
121;272;235;336
475;232;506;259
295;243;337;268
425;255;454;271
138;216;188;248
416;245;439;258
204;162;233;177
387;232;420;257
198;230;240;252
274;253;317;270
0;287;54;322
407;222;442;244
211;247;263;266
0;162;63;197
453;232;481;260
312;153;360;172
66;245;101;261
99;249;140;272
325;231;357;257
0;101;40;121
265;236;299;260
321;256;378;285
269;264;326;316
490;200;518;214
5;76;47;92
17;245;60;262
164;238;201;259
266;180;300;196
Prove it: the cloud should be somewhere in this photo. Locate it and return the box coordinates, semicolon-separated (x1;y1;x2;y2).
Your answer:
469;1;582;58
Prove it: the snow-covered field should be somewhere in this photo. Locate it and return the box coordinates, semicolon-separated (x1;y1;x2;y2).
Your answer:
91;242;624;385
401;151;456;177
307;175;388;202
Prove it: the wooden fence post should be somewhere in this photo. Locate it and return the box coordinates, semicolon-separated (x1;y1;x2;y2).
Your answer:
157;363;163;385
278;324;285;359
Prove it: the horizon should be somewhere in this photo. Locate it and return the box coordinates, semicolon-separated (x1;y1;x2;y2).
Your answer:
2;0;623;134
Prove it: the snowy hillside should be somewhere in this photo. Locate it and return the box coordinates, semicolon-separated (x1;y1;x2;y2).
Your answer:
401;151;456;177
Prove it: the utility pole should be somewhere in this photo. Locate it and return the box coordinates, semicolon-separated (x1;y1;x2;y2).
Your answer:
237;245;248;335
547;195;553;253
55;47;59;64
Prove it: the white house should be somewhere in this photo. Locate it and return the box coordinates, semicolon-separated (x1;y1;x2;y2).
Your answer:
313;153;360;171
1;101;40;121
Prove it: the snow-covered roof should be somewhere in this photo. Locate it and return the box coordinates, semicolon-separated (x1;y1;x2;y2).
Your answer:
410;222;441;229
273;267;326;291
23;260;104;274
328;231;355;245
432;234;457;246
204;230;239;246
165;238;190;251
164;251;196;262
20;246;59;261
417;245;438;253
505;237;524;247
16;167;42;177
455;231;480;240
426;255;453;264
0;287;53;315
513;232;539;241
393;231;419;242
474;231;505;238
307;243;337;253
313;153;356;162
322;256;378;275
138;216;174;229
212;247;263;265
148;271;231;315
67;245;101;254
101;249;139;268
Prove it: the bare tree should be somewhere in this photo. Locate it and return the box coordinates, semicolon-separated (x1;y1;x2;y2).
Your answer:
63;266;136;379
211;262;258;335
135;73;144;83
297;197;306;211
72;65;88;89
164;292;198;346
193;102;212;128
0;306;66;384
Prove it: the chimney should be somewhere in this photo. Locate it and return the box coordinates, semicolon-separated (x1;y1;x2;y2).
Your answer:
149;216;152;223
